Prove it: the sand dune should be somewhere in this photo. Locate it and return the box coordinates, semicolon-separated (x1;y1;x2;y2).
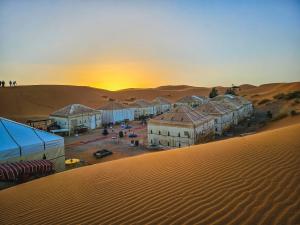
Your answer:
1;124;300;225
0;82;299;122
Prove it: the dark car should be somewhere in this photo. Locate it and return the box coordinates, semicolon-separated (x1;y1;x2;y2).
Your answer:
75;125;88;134
93;149;113;159
128;133;138;138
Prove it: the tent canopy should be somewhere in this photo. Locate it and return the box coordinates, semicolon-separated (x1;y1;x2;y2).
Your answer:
0;117;64;161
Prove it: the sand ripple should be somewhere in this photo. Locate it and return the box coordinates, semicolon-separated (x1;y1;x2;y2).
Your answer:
1;124;300;225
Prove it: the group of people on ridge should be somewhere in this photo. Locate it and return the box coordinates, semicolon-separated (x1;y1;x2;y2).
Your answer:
0;80;17;87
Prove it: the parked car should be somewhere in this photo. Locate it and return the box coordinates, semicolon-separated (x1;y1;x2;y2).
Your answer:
74;125;88;134
128;133;138;138
93;149;113;159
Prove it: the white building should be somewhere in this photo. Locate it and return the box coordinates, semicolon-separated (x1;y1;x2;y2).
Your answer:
0;117;65;172
130;99;156;119
148;105;215;148
98;101;134;124
152;97;172;115
50;104;101;135
195;101;234;135
176;95;209;108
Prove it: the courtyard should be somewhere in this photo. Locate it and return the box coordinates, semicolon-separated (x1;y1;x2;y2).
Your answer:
64;121;154;167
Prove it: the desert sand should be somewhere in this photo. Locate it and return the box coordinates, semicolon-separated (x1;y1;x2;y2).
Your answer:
1;82;299;122
1;123;300;225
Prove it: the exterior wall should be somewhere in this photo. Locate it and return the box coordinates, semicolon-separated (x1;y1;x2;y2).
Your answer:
134;106;155;118
101;109;134;124
212;112;234;135
50;111;102;132
49;116;69;129
155;104;172;114
148;120;215;148
148;124;195;147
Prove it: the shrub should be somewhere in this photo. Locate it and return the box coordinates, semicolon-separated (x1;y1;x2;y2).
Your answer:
225;88;237;96
273;93;285;100
285;91;300;100
273;91;300;100
209;87;218;98
266;111;273;119
290;110;298;116
258;99;271;105
272;112;288;121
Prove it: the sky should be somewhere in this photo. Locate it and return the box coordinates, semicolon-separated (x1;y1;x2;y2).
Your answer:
0;0;299;90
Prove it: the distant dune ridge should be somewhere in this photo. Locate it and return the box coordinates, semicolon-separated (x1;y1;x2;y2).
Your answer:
1;123;300;225
0;82;299;122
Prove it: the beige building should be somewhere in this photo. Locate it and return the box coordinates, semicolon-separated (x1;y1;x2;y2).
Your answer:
195;101;234;135
148;105;215;148
152;97;172;115
50;104;102;135
176;95;209;108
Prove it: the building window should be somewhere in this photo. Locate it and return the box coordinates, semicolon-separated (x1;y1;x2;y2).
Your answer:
159;131;161;135
151;139;153;144
179;143;181;147
151;130;153;134
178;132;180;137
159;140;161;144
168;142;170;146
168;131;170;136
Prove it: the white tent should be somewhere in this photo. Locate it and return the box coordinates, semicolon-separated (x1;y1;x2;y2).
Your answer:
0;117;65;171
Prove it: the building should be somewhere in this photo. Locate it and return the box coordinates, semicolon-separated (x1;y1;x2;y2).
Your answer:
176;95;209;108
152;97;172;115
0;117;65;172
26;118;53;131
98;101;134;124
211;95;253;123
148;105;215;148
195;101;234;135
130;99;156;119
50;104;102;135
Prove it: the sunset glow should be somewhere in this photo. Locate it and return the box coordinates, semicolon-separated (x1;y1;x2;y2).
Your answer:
0;1;299;90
